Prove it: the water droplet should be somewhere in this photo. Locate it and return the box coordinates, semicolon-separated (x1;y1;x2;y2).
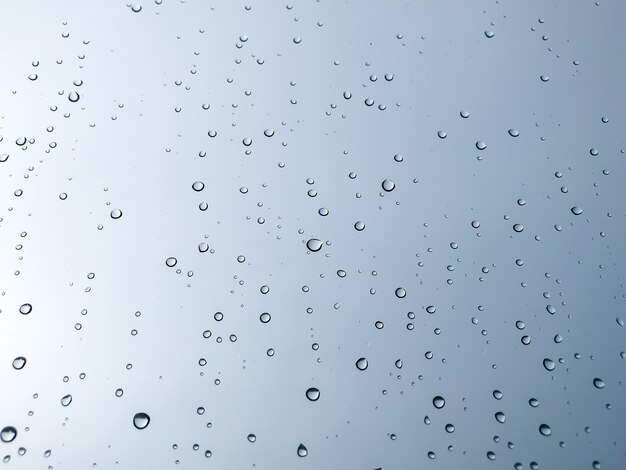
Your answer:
131;4;142;12
0;154;9;163
433;396;445;409
259;312;271;323
305;387;320;401
12;357;26;370
165;257;177;267
247;433;256;443
593;378;605;389
192;181;205;191
198;243;209;253
540;75;549;82
513;223;524;232
263;129;274;137
485;30;495;38
495;411;506;423
539;424;551;436
355;357;368;370
306;238;323;252
133;412;150;429
110;209;123;219
437;130;447;139
0;427;17;443
460;110;470;118
68;91;80;102
543;358;555;371
381;179;395;192
19;303;32;315
61;394;72;407
354;221;365;231
508;129;519;137
476;141;487;150
395;287;406;298
571;206;583;215
297;443;308;457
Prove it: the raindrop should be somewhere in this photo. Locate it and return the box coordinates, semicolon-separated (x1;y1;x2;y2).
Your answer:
192;181;205;191
395;287;406;298
355;357;368;370
508;129;520;137
19;303;32;315
61;394;72;407
133;412;150;430
68;91;80;102
12;357;26;370
382;179;395;192
495;411;506;423
110;209;123;219
543;358;555;371
593;378;605;389
306;239;323;252
165;257;177;267
571;206;583;215
297;443;308;457
539;424;551;436
305;388;320;401
433;396;445;409
0;427;17;443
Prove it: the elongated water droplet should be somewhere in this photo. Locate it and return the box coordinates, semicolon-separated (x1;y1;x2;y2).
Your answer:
306;238;323;252
297;443;308;457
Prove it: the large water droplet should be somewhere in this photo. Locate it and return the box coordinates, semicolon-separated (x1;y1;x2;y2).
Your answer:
133;412;150;429
305;387;320;401
165;257;177;267
381;179;396;192
12;357;26;370
395;287;406;298
593;378;605;389
68;91;80;102
306;238;323;252
539;424;551;436
433;396;445;409
297;443;308;457
61;394;72;407
355;357;368;370
110;209;123;219
0;426;17;443
19;303;32;315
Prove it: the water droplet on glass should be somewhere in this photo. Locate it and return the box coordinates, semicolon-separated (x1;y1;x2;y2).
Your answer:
297;443;308;457
305;387;320;401
355;357;368;370
133;412;150;430
395;287;406;298
110;209;123;219
19;303;32;315
539;424;551;436
593;378;605;389
0;427;17;443
381;179;395;192
61;394;72;407
306;239;323;252
165;257;177;267
12;357;26;370
68;91;80;102
192;181;205;191
433;396;445;409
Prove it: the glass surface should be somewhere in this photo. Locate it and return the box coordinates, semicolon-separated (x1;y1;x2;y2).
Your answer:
0;1;625;468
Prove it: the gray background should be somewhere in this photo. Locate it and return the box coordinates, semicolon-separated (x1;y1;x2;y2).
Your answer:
0;0;625;468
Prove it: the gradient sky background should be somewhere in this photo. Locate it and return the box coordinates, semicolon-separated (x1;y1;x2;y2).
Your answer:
0;0;625;468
